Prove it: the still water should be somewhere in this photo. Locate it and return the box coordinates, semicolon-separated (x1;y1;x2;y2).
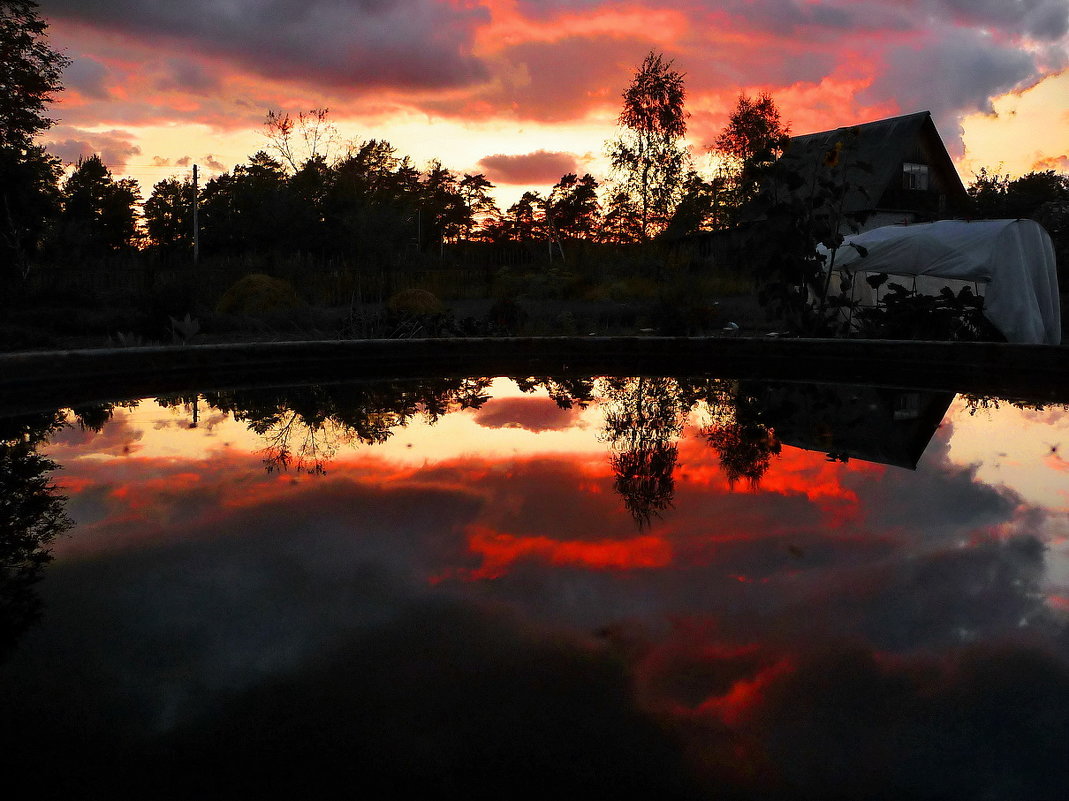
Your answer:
2;376;1068;798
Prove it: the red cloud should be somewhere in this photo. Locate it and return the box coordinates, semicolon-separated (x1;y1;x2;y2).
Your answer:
477;149;578;184
458;524;673;579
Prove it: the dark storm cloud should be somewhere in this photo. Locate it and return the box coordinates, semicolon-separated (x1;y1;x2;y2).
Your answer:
62;56;111;99
936;0;1069;41
42;0;490;91
477;149;579;184
472;396;582;432
849;426;1019;540
863;25;1052;153
154;57;222;93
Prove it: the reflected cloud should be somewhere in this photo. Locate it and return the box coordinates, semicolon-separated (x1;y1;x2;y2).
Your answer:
472;396;582;432
3;376;1069;796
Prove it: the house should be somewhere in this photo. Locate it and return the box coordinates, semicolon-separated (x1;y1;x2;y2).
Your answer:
681;110;970;265
779;109;970;232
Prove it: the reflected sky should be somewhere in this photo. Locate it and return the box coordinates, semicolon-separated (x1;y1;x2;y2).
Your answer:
2;378;1068;798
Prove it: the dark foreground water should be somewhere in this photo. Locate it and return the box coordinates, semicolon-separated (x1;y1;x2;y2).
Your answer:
2;376;1068;799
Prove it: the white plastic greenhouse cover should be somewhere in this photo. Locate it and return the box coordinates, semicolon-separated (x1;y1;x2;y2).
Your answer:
819;219;1061;345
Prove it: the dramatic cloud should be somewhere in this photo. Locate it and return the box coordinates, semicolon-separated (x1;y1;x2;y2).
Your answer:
934;0;1069;41
153;57;222;94
471;34;655;123
35;0;1069;179
862;27;1053;153
61;55;111;100
43;0;490;91
43;126;143;169
477;149;579;184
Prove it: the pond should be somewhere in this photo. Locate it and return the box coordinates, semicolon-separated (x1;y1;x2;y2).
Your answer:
2;374;1068;798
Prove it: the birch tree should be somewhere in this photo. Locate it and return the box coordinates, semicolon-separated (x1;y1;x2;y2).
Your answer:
607;52;689;241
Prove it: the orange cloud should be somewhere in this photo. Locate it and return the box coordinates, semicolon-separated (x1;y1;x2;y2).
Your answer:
1033;154;1069;172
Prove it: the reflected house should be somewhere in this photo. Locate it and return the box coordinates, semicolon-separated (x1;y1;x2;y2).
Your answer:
749;382;955;470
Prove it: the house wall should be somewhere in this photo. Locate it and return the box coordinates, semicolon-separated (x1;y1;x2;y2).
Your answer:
875;127;967;220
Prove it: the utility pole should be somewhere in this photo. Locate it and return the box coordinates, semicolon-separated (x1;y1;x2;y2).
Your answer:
192;164;200;265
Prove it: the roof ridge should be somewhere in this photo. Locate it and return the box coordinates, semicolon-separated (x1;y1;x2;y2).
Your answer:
791;110;931;140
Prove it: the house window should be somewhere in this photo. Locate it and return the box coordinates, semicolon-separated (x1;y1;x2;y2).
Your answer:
903;162;929;190
893;392;921;421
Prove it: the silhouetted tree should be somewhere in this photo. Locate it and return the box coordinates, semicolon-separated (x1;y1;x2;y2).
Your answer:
458;173;499;240
660;169;733;239
287;154;333;253
497;191;545;243
548;173;601;241
715;92;790;169
598;189;643;244
52;155;141;257
714;92;790;216
264;107;337;173
321;140;422;261
199;151;290;255
0;0;68;294
608;52;689;241
0;144;60;284
421;161;470;248
968;168;1069;219
144;176;195;254
0;0;68;150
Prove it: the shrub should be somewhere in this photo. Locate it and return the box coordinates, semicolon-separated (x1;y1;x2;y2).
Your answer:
215;274;304;316
386;288;443;315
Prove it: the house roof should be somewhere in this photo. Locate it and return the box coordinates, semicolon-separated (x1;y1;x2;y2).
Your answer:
780;110;967;214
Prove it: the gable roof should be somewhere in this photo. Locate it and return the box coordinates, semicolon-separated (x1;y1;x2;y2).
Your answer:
781;110;967;215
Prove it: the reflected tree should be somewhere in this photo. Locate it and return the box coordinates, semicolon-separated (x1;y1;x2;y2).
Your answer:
705;421;781;488
513;376;597;410
959;395;1069;416
205;378;493;474
703;388;781;488
0;410;72;659
600;376;691;527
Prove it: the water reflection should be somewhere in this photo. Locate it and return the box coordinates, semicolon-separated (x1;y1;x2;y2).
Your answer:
160;378;493;474
0;412;72;659
1;377;1067;797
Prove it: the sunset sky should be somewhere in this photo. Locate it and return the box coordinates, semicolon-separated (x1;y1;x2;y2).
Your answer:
34;0;1069;207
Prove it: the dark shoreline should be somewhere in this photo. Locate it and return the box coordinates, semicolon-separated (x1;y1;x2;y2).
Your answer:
2;336;1068;417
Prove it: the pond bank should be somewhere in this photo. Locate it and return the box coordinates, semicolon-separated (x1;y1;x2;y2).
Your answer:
2;337;1067;417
